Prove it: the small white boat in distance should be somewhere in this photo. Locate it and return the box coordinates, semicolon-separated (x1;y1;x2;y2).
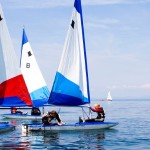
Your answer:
107;91;112;101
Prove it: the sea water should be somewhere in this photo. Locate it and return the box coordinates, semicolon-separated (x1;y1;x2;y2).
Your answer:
0;99;150;150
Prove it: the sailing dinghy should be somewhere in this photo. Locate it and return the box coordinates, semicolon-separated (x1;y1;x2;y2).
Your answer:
107;91;112;101
1;29;49;120
22;0;118;132
0;4;33;131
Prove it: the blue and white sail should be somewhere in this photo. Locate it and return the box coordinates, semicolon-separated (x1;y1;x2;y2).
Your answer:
20;29;50;107
48;0;90;106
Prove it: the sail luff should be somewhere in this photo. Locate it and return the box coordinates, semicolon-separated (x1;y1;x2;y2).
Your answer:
74;0;90;103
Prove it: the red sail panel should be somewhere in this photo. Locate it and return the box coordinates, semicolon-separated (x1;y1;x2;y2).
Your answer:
0;74;32;106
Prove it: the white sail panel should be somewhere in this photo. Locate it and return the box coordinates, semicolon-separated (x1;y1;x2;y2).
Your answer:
58;8;88;98
0;5;20;83
21;42;47;93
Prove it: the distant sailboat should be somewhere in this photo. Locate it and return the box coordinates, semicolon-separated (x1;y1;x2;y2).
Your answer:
22;0;118;132
107;91;112;101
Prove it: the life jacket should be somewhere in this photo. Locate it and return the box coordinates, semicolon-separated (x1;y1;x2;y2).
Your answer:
31;108;41;115
42;116;50;125
11;107;17;114
97;107;105;119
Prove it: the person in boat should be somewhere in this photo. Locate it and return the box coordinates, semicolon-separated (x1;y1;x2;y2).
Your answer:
11;107;23;114
85;103;105;122
31;107;41;116
42;110;63;126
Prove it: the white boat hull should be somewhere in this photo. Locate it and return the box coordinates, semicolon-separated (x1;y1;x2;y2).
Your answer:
0;122;15;133
22;121;118;132
1;114;42;120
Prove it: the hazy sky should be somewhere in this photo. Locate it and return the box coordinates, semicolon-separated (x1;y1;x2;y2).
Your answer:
1;0;150;99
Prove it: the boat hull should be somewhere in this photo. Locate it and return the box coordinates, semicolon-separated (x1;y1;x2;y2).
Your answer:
22;121;118;132
1;114;42;120
0;122;15;133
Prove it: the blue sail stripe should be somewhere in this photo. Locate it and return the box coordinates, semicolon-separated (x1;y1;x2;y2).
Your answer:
0;97;29;107
22;28;28;44
50;92;88;106
74;0;82;14
30;86;49;107
20;28;28;66
49;72;89;106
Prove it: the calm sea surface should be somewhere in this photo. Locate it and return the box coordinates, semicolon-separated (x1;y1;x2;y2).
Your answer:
0;99;150;150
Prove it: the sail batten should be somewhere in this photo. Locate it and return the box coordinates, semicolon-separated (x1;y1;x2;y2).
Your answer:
49;0;90;106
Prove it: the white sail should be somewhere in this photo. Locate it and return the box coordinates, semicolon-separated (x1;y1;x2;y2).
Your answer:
107;91;112;101
20;29;49;107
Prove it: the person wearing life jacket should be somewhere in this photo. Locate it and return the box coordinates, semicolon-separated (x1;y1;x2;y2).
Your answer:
81;103;105;122
31;107;41;116
42;110;63;126
11;107;23;114
89;104;105;121
11;107;17;114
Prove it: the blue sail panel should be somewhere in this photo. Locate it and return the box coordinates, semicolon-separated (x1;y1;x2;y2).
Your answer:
30;86;49;107
50;93;88;106
74;0;82;14
0;97;30;107
22;29;28;44
49;72;89;106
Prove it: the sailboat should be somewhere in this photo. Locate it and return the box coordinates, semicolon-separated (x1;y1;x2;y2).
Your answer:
1;29;50;120
0;4;32;132
107;91;112;101
22;0;118;132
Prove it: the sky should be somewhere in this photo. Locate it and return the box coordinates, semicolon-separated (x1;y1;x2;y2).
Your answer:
1;0;150;99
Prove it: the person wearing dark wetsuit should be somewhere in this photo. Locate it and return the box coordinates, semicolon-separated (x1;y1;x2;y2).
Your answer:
11;107;23;114
31;107;41;116
42;110;63;125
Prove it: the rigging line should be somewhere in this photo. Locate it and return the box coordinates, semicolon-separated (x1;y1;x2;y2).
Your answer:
81;107;89;119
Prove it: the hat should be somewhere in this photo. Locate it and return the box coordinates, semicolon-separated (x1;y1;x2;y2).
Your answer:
49;110;57;116
94;104;100;108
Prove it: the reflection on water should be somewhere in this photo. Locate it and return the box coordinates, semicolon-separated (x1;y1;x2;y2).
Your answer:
0;141;31;150
23;130;106;149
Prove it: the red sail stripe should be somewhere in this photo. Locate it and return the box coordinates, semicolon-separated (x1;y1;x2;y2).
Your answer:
0;74;32;106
